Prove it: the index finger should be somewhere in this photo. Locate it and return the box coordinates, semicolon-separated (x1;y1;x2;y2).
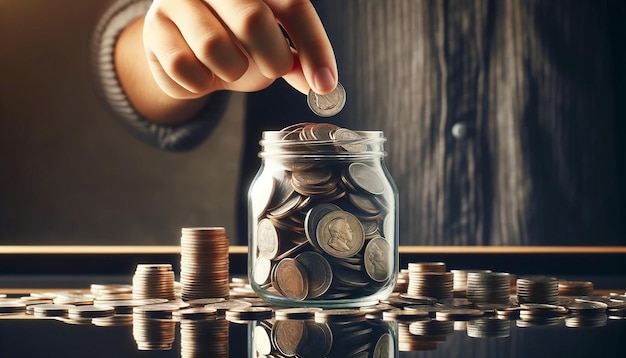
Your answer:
267;0;338;94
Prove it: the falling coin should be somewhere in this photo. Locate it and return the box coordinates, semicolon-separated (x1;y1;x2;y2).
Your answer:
307;82;346;117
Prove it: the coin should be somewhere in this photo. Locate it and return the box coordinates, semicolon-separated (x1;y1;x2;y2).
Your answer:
304;203;342;250
274;307;323;320
307;82;346;117
316;210;365;258
272;258;309;300
435;309;484;321
68;305;115;319
295;251;332;298
257;218;279;260
373;333;393;358
271;319;306;356
364;237;392;282
348;162;385;195
332;127;366;152
0;302;26;314
225;306;273;321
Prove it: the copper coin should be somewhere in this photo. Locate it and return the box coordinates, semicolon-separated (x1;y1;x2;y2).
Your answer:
272;258;309;300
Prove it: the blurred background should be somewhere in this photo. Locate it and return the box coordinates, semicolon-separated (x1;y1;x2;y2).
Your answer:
0;0;245;245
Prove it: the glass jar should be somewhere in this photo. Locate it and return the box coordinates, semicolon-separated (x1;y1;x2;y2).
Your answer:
248;123;398;308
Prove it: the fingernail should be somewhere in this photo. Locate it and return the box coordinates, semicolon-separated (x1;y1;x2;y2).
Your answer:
313;67;336;94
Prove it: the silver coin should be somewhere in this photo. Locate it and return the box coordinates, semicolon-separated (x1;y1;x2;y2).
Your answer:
257;218;279;260
348;163;385;195
304;203;342;250
316;210;365;258
332;127;366;152
364;237;392;282
307;82;346;117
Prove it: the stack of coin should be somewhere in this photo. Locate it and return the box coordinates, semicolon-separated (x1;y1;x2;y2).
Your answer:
558;280;594;296
466;318;511;338
517;276;559;305
180;316;229;357
132;316;176;351
407;271;453;301
180;227;230;301
451;269;491;297
132;264;176;300
466;272;512;305
32;304;75;317
0;302;26;314
397;323;439;352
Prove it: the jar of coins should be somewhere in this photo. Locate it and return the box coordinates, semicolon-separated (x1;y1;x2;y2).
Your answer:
248;123;398;308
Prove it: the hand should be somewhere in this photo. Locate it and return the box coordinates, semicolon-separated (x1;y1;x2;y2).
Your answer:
143;0;338;99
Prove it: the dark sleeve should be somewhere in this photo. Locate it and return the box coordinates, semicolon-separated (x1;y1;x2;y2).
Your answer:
91;0;231;152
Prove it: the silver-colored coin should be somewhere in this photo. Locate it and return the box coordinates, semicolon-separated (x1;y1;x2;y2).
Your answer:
316;210;365;258
348;163;385;195
332;127;366;152
373;333;393;358
304;203;342;250
307;82;346;117
364;237;392;282
257;218;279;260
253;256;272;285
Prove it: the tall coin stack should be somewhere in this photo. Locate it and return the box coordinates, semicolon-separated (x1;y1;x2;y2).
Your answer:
132;264;176;300
180;227;230;301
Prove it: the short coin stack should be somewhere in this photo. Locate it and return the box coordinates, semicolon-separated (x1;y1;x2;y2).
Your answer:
132;264;176;300
180;227;230;301
406;262;453;300
466;272;512;305
517;276;559;305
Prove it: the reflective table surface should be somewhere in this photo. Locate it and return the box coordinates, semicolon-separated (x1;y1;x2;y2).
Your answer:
1;289;625;358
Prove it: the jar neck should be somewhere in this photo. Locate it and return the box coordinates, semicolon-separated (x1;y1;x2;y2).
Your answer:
259;130;387;161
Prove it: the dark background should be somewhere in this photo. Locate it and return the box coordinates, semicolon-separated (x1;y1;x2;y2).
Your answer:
0;0;624;247
0;0;246;245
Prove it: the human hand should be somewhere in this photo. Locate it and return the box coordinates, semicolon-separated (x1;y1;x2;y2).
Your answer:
143;0;337;99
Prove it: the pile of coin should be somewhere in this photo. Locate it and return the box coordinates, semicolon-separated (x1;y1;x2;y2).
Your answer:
132;264;176;300
251;123;396;303
517;276;559;305
180;227;230;300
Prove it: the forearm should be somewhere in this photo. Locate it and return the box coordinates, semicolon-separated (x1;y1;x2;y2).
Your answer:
115;16;208;125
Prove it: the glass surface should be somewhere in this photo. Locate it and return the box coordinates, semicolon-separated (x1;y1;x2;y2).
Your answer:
0;310;624;357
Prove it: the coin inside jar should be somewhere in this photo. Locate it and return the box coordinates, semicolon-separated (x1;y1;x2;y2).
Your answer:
316;210;365;258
